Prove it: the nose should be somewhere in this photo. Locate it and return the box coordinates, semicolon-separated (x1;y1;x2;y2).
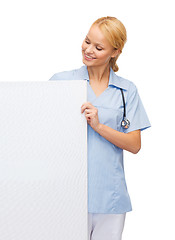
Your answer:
85;45;94;54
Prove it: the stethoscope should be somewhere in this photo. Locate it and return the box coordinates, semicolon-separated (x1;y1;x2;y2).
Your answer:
120;88;130;129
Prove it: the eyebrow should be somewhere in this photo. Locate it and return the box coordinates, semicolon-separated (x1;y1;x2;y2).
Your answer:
85;35;105;48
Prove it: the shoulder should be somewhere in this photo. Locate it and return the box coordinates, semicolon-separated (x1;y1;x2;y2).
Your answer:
112;72;140;105
49;66;85;81
49;69;76;81
111;70;137;93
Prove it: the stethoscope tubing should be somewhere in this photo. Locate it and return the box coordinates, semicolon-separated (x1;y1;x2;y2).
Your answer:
120;88;130;129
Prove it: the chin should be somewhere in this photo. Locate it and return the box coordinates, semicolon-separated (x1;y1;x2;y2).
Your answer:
82;58;95;67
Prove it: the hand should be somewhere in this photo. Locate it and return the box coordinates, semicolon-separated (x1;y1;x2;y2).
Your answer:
81;102;101;132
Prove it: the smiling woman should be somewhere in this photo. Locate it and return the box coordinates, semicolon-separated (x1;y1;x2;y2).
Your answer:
49;16;151;240
82;24;119;68
81;16;126;72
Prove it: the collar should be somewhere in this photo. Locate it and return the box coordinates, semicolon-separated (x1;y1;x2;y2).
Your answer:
78;65;129;90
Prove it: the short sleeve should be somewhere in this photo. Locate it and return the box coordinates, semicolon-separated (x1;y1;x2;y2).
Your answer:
123;83;151;133
48;70;75;81
49;73;58;80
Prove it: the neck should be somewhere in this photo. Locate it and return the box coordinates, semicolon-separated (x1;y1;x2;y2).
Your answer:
87;64;110;83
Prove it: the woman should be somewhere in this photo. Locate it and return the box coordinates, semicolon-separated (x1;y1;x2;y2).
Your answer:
50;16;151;240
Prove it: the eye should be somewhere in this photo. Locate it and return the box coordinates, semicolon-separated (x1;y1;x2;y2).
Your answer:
85;40;90;44
96;47;102;51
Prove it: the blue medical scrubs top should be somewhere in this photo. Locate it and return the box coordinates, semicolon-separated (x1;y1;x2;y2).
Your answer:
49;65;151;214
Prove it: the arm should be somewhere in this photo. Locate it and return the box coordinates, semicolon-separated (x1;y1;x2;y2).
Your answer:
81;102;141;154
96;124;141;154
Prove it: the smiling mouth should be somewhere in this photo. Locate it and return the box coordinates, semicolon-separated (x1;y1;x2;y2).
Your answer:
84;53;96;60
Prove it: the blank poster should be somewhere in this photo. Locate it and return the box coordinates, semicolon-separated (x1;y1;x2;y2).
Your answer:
0;80;87;240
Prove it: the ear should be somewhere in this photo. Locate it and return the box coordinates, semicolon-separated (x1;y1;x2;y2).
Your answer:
111;48;121;58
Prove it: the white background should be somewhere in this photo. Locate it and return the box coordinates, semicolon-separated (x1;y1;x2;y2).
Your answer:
0;0;174;239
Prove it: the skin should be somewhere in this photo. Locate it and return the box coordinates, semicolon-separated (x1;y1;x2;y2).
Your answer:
81;24;141;154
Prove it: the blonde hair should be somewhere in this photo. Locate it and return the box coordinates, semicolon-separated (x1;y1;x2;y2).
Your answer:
92;16;127;72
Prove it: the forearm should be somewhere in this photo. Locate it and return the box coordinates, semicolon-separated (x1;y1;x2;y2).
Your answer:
96;123;141;154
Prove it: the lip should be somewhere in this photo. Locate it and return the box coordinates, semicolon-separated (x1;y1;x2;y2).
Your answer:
84;53;95;61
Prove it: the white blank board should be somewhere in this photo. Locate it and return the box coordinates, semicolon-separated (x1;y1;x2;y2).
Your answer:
0;80;87;240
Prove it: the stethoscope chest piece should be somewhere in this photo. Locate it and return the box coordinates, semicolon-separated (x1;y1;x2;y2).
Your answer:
121;117;130;129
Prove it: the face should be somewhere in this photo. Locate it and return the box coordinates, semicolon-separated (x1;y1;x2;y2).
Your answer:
81;24;118;68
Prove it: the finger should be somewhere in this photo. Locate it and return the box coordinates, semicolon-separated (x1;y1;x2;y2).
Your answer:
84;109;91;113
81;105;93;113
86;116;91;121
85;112;94;118
81;102;90;108
81;104;93;113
